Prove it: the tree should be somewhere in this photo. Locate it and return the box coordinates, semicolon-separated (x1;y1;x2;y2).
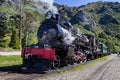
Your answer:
8;0;38;49
7;0;25;49
105;39;115;51
98;32;107;39
0;12;9;47
10;14;23;49
9;29;20;49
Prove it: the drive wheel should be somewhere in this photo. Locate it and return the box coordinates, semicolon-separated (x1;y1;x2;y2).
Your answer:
69;57;74;65
52;55;60;69
82;56;87;63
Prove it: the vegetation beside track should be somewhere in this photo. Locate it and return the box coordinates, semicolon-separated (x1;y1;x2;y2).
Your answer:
0;56;22;67
0;55;109;72
58;55;109;73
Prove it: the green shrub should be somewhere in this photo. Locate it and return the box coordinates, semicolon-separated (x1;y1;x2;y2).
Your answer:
9;30;20;49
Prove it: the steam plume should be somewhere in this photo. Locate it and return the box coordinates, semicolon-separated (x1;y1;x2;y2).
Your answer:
32;0;58;14
6;0;58;14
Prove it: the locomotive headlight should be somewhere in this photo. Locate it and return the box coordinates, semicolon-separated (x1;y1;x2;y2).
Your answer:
45;11;52;19
25;53;31;59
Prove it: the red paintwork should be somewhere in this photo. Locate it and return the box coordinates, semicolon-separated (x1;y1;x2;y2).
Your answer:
21;48;55;60
74;54;83;60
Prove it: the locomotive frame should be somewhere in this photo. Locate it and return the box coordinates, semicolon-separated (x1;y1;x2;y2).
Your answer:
21;11;111;71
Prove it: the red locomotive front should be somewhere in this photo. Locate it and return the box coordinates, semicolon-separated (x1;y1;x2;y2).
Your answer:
21;46;55;71
22;48;55;61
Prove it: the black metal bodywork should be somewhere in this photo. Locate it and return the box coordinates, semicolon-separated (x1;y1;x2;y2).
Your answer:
22;11;111;71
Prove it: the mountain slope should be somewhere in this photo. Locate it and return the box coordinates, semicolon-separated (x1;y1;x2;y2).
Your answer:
0;1;120;52
56;1;120;52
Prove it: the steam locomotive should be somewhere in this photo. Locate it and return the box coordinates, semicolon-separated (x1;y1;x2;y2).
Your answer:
21;11;110;71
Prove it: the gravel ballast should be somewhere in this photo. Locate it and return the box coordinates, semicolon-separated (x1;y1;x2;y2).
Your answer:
34;54;116;80
100;55;120;80
0;54;118;80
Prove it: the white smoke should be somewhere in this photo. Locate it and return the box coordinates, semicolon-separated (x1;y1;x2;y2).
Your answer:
32;0;58;14
7;0;58;14
61;28;75;45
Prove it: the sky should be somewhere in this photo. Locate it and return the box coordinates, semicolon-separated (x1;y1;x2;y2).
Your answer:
54;0;120;6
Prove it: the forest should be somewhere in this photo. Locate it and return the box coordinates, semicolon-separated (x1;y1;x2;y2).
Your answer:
0;0;120;52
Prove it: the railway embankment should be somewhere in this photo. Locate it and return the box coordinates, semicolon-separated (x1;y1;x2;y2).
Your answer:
0;54;117;80
37;54;116;80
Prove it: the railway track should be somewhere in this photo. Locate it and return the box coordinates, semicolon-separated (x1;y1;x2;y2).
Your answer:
0;61;87;80
0;55;115;80
85;60;113;80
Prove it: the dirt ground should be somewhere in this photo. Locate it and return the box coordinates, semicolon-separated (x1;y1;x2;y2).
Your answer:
0;54;117;80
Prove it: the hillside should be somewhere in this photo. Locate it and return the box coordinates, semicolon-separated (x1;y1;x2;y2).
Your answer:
0;1;120;52
56;1;120;52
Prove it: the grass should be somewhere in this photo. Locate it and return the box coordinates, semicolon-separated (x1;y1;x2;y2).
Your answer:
0;56;22;67
0;55;109;72
0;47;20;52
57;55;109;73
